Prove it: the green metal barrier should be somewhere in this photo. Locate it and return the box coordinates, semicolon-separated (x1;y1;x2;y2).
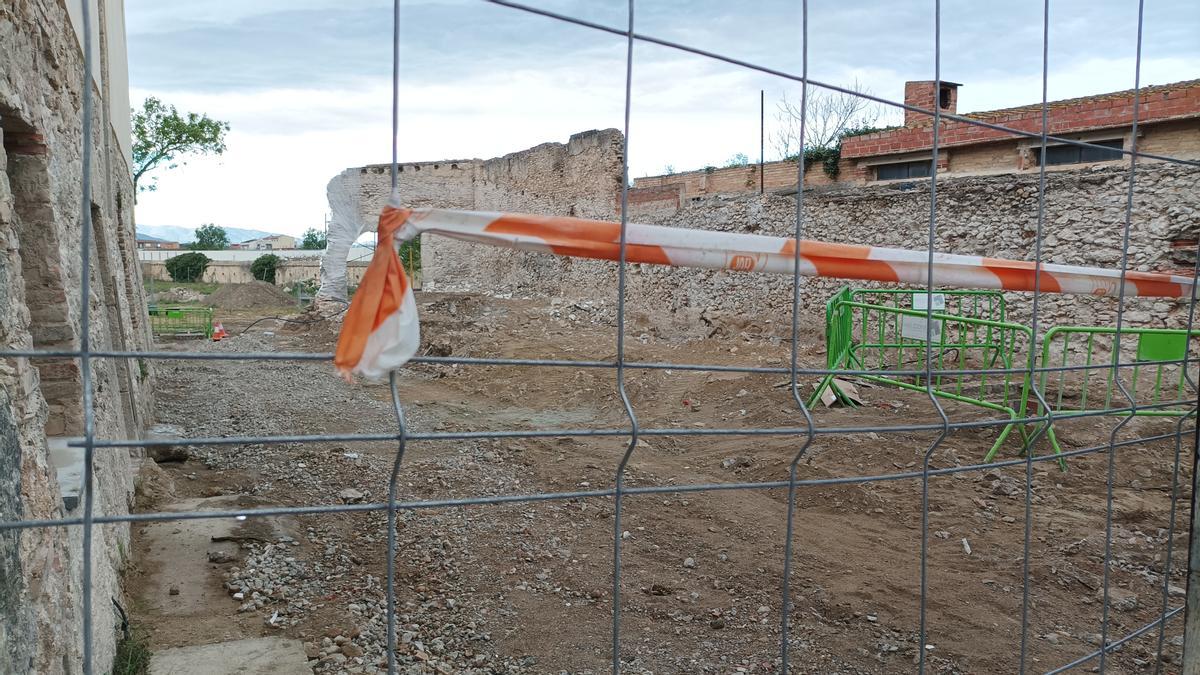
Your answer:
148;305;213;339
845;288;1007;323
811;287;1032;463
1035;326;1200;456
817;287;1006;373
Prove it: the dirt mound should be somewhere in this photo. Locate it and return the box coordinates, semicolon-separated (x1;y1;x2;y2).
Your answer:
206;281;295;309
154;286;207;304
276;300;349;346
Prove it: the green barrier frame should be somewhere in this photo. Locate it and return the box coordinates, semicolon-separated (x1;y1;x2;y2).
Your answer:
843;287;1007;323
148;305;213;339
818;287;1007;371
1035;326;1200;456
811;288;1034;463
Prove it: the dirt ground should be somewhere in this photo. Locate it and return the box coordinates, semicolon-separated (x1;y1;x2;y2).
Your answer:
126;291;1192;674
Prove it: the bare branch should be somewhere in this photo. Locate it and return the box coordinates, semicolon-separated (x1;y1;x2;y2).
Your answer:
771;79;887;158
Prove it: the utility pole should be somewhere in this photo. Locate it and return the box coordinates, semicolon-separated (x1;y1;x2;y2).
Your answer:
760;89;765;194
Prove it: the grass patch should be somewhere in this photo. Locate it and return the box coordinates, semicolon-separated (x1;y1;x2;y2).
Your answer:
111;627;152;675
143;279;220;295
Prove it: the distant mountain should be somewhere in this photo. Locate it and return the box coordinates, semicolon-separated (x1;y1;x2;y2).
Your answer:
136;224;283;244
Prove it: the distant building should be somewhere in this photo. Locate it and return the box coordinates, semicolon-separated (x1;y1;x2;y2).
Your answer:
135;233;180;250
840;78;1200;182
235;234;296;250
633;78;1200;201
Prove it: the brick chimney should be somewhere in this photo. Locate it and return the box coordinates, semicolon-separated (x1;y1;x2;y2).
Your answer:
904;80;961;126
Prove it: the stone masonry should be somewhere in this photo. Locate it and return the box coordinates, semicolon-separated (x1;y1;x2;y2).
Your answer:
1;1;152;673
625;162;1200;336
338;129;624;292
342;130;1197;338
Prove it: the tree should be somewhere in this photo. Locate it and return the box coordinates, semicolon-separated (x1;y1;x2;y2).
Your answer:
399;237;421;275
723;153;750;168
300;228;327;250
189;224;229;250
772;80;888;158
164;252;209;283
250;254;282;284
132;97;230;193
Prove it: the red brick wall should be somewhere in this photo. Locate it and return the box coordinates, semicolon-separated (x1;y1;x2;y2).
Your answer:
846;80;1200;159
634;157;870;202
903;81;958;127
623;184;682;216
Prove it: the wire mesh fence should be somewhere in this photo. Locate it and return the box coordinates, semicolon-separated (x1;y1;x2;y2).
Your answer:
147;306;215;340
3;0;1199;673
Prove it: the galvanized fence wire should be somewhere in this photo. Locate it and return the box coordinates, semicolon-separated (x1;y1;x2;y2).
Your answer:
3;0;1199;673
1019;1;1057;668
1099;3;1148;670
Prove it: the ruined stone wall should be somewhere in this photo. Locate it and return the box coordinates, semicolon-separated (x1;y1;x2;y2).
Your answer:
389;160;1198;338
0;1;151;673
344;129;625;294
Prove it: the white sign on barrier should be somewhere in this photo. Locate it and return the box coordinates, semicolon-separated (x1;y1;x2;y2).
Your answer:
912;292;946;311
902;315;943;342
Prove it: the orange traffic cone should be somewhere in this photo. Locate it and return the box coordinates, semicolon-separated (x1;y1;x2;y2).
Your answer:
211;322;228;341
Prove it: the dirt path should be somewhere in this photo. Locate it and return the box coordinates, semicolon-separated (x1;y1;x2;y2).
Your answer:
127;292;1192;674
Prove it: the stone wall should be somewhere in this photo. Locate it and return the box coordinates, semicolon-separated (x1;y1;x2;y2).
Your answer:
0;1;151;673
381;159;1199;338
340;129;625;294
143;259;372;288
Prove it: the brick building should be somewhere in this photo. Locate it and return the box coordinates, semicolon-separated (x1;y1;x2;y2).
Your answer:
633;78;1200;206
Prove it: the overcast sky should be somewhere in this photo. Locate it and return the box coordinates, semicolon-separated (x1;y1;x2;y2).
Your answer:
127;0;1199;235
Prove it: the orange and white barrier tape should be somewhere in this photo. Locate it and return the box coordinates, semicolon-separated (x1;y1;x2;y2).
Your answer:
335;202;1195;379
334;197;419;380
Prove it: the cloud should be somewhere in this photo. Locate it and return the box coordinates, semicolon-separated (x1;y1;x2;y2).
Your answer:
127;0;1199;233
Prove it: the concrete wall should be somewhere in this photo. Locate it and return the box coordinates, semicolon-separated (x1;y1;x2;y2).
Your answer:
0;1;149;672
392;161;1199;338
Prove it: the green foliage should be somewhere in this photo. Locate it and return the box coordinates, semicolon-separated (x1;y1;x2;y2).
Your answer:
300;228;327;250
802;146;842;179
840;124;898;139
783;125;898;180
111;626;152;675
251;254;282;284
143;279;218;295
723;153;750;168
164;252;209;283
663;164;676;175
188;224;228;251
292;278;320;296
399;237;422;274
132;97;230;192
